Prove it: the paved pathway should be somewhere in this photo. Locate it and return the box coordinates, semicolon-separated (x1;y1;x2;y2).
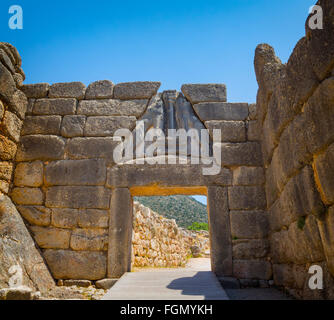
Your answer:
102;259;228;300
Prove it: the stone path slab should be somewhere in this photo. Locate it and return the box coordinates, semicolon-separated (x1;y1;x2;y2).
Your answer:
102;270;229;300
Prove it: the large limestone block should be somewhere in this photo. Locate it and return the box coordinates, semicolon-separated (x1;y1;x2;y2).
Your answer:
51;208;79;229
0;61;16;103
11;187;43;205
18;206;51;227
233;167;265;186
85;80;114;99
84;116;136;137
45;186;110;209
16;135;65;161
70;228;108;251
233;239;269;260
21;83;49;98
21;115;62;136
78;99;148;117
0;48;15;74
0;194;55;292
43;249;107;280
14;161;43;187
45;159;106;186
78;209;109;228
33;98;76;115
9;89;28;119
193;102;248;121
66;137;118;160
49;82;86;99
207;186;232;276
0;111;22;142
247;120;261;141
113;81;160;100
217;142;263;167
270;215;324;264
233;260;272;280
181;84;227;104
205;120;246;142
0;134;17;160
228;186;266;210
30;226;71;249
60;115;85;138
230;211;268;239
314;143;334;205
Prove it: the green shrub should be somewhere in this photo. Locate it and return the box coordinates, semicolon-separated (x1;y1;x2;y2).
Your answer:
187;222;209;231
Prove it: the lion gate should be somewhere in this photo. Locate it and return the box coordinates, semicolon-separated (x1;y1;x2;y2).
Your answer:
12;80;270;282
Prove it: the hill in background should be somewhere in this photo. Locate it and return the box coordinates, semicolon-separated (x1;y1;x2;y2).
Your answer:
134;195;208;228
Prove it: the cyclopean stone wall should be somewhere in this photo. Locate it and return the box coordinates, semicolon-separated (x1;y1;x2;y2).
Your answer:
14;78;268;281
132;201;209;268
0;42;55;292
254;0;334;299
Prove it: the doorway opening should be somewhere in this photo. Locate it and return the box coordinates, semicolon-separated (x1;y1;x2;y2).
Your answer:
131;194;211;272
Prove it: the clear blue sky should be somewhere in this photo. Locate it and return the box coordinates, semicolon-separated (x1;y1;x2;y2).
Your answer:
1;0;315;104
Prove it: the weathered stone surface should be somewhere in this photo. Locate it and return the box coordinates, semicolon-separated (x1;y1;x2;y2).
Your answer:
233;167;265;186
66;137;118;160
25;99;35;116
43;250;106;280
95;278;117;290
16;135;65;161
0;48;15;74
233;260;272;280
30;226;71;249
84;116;136;137
33;98;76;115
49;82;86;99
63;280;92;288
207;186;232;276
217;142;262;166
247;120;261;141
78;209;109;229
18;206;51;226
21;116;61;136
0;61;16;102
0;111;22;142
45;186;110;209
0;135;17;160
248;104;257;120
317;206;334;275
0;180;9;193
113;82;160;100
0;286;33;300
0;100;4;120
193;102;248;121
270;215;324;264
51;208;79;229
233;239;269;259
228;186;266;210
0;194;55;292
85;80;114;99
272;264;307;289
181;84;227;104
230;211;268;239
11;187;43;205
78;99;148;117
269;166;325;232
8;89;28;119
45;159;106;186
70;228;108;251
0;161;13;181
205;120;246;142
14;161;43;187
21;83;49;98
314;143;334;205
60;115;85;138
